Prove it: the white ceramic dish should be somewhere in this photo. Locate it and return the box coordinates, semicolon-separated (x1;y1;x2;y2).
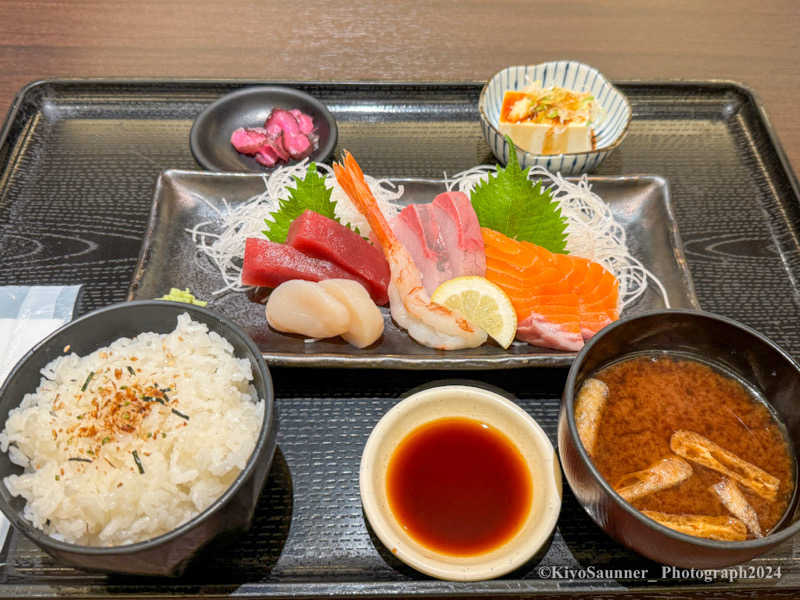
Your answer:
359;383;562;581
479;61;632;175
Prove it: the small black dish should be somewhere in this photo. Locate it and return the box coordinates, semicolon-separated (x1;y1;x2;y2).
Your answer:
0;300;277;576
190;85;338;173
559;309;800;568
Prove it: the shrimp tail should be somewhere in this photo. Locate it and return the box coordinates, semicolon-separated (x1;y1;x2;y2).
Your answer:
333;150;487;349
333;151;395;250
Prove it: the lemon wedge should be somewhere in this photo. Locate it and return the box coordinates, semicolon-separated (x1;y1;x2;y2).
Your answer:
431;276;517;349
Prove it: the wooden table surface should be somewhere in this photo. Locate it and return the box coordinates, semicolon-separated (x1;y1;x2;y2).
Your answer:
0;0;798;174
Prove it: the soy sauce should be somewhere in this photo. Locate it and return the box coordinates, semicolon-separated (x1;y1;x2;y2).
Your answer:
386;417;532;556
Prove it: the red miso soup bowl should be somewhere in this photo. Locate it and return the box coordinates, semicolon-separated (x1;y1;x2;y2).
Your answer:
559;309;800;568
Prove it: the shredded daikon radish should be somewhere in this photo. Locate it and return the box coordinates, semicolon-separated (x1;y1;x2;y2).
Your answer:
330;174;403;235
187;160;402;295
446;165;669;311
190;158;666;310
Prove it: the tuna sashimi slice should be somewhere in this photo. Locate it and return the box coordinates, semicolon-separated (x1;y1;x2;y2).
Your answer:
286;210;390;305
242;238;371;291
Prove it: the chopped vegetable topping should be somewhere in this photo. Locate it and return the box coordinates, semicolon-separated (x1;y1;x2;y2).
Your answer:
132;450;144;474
503;83;596;126
81;371;95;392
171;408;190;421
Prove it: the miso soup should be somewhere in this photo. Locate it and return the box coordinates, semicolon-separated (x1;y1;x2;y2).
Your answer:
576;353;795;540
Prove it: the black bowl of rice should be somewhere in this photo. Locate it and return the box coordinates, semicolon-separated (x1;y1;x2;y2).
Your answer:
0;300;277;576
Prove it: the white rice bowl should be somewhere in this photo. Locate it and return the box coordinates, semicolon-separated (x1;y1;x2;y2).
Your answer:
0;313;264;547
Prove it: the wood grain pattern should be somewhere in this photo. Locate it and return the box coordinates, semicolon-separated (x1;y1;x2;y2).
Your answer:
0;0;798;171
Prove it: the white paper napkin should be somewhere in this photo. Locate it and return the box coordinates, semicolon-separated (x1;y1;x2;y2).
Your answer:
0;285;81;549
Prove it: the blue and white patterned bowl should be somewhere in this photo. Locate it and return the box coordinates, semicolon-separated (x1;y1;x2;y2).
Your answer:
479;62;631;175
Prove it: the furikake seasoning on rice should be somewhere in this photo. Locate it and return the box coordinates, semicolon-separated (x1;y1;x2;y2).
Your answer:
0;313;263;546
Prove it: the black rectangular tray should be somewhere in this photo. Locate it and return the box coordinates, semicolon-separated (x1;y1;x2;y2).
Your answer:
1;80;800;598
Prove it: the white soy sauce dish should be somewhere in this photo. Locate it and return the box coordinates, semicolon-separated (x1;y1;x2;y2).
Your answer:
360;382;562;581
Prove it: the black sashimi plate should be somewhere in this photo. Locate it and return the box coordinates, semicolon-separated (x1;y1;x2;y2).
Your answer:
127;170;698;368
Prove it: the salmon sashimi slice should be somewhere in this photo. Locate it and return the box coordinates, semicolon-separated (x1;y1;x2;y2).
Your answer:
511;304;579;323
578;269;620;334
579;312;614;339
551;253;588;289
482;228;551;264
486;264;564;290
480;227;620;349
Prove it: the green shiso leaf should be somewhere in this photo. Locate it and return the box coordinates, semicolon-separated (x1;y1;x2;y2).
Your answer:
470;136;568;253
262;163;338;243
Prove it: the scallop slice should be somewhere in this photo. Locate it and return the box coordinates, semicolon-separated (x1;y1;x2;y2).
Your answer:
318;279;384;348
266;280;350;339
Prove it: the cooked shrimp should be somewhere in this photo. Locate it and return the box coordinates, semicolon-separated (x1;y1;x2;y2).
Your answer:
333;151;487;350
